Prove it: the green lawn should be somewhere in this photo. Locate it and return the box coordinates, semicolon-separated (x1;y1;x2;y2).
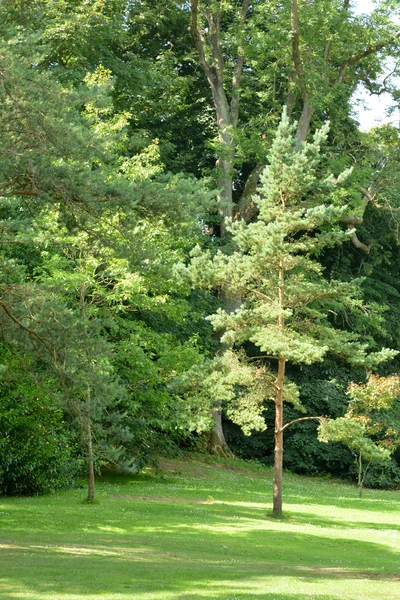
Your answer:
0;455;399;600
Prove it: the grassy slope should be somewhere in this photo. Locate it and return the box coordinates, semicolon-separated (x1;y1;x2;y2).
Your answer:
0;455;399;600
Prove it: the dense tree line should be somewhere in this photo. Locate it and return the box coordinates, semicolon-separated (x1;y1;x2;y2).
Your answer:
1;0;400;510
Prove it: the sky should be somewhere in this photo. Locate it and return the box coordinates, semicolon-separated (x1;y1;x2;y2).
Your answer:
351;0;399;131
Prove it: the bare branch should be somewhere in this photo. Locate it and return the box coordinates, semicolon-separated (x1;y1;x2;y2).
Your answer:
208;11;224;76
340;188;373;253
190;0;214;82
347;227;371;254
279;416;323;433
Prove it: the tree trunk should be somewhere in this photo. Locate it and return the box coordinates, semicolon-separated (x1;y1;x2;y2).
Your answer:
358;452;363;498
86;384;95;502
205;285;240;457
273;251;286;517
273;356;286;516
206;406;233;458
190;1;247;456
295;101;315;148
216;155;234;237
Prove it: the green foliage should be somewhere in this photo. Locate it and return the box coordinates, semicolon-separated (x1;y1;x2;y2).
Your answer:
1;0;400;493
319;417;391;463
224;363;356;476
318;373;400;492
190;111;397;435
358;458;400;490
0;350;79;496
320;373;400;460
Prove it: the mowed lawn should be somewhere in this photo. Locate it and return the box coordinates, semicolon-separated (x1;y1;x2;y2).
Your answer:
0;456;399;600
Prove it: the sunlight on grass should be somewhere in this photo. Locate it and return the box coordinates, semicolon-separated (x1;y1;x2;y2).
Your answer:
0;457;399;600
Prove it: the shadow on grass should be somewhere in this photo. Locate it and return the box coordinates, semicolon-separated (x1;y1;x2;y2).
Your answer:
0;521;399;600
100;470;400;514
1;467;399;599
278;510;400;531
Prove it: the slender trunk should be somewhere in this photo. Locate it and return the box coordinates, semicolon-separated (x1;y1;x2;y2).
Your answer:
358;457;371;499
86;383;95;502
273;254;286;516
273;356;286;516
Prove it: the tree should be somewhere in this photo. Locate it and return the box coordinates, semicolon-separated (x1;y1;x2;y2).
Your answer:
319;373;400;497
187;0;400;453
0;345;79;496
0;20;220;492
190;111;397;515
189;1;400;226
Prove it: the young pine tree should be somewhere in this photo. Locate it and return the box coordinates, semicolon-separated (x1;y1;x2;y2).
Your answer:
190;110;397;516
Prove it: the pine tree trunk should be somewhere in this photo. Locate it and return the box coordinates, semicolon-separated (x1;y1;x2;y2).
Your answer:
86;384;95;502
273;252;286;516
273;356;286;516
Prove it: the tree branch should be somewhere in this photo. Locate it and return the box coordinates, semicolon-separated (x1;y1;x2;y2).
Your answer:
231;0;251;127
0;177;17;191
233;163;264;221
190;0;214;82
0;301;51;350
291;0;307;101
279;416;323;433
208;11;224;77
338;32;400;83
3;190;38;197
346;227;371;254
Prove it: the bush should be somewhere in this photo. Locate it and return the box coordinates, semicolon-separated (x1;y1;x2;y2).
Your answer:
0;367;80;496
352;459;400;490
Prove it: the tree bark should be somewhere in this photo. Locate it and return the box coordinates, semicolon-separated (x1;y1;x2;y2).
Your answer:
273;356;286;516
190;1;249;455
86;383;95;502
294;101;315;149
206;406;233;457
273;250;286;517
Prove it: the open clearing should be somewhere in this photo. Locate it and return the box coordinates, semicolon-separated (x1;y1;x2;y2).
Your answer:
0;456;399;600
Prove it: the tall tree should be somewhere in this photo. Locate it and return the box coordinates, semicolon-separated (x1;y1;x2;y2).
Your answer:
189;0;400;232
187;0;400;453
190;112;397;515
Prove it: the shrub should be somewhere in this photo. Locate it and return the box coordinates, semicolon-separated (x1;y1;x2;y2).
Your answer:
0;367;80;496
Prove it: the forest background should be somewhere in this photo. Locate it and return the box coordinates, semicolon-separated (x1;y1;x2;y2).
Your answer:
1;0;400;500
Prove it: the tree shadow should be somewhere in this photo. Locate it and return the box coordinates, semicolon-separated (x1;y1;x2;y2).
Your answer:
1;521;399;599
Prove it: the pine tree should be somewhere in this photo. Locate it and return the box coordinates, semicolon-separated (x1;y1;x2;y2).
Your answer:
190;110;397;516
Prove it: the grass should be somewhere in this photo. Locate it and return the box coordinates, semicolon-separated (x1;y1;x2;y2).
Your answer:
0;454;399;600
